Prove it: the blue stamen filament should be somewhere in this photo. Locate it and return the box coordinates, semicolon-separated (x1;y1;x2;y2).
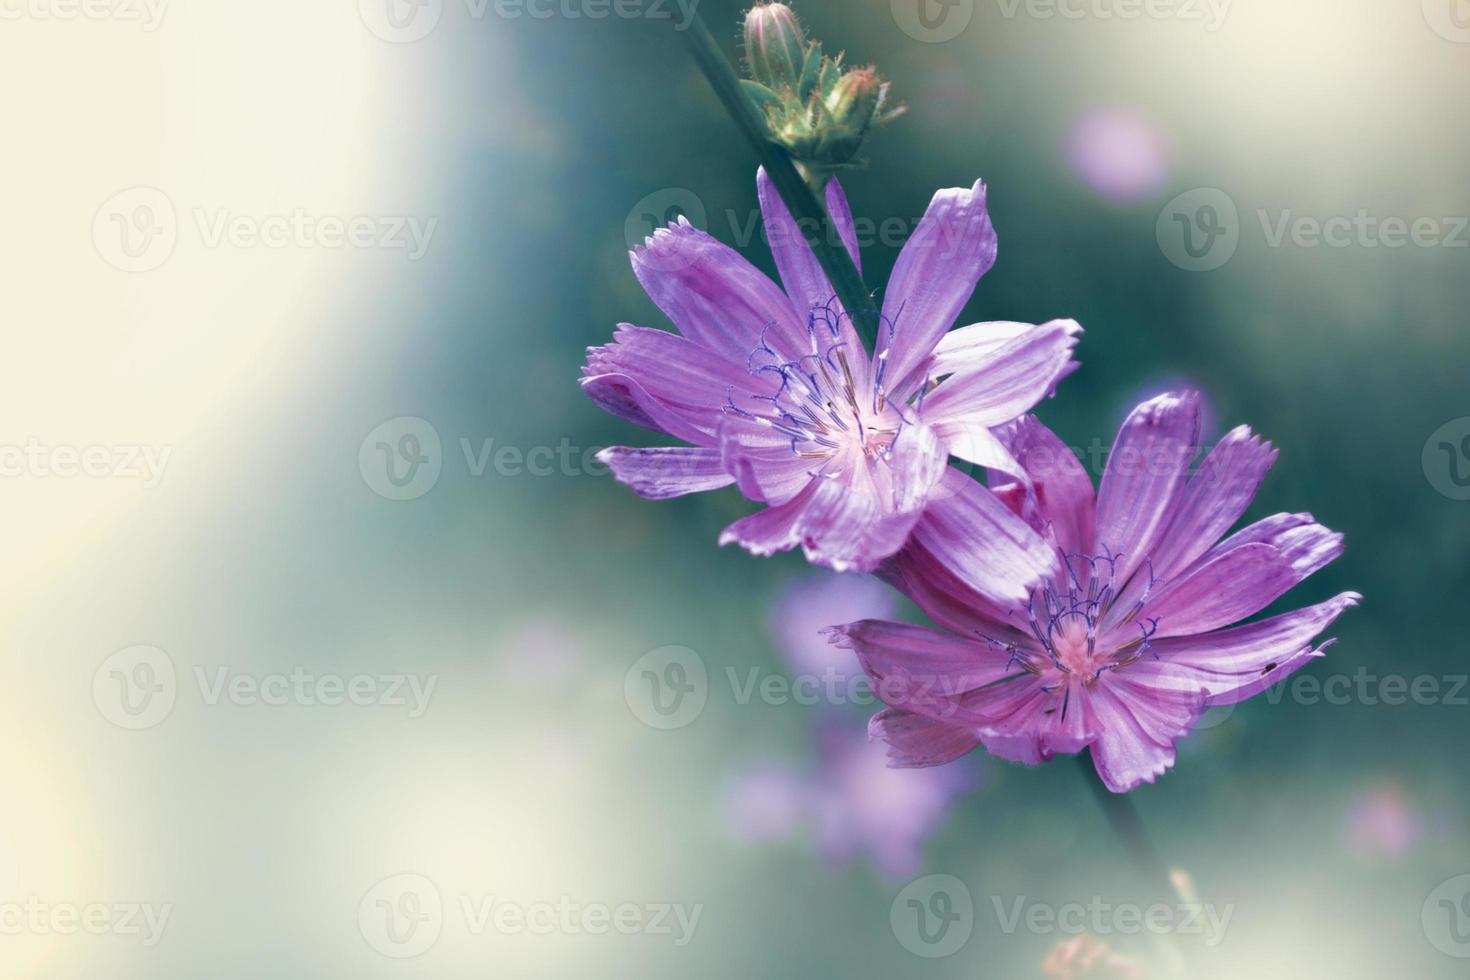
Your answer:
1001;548;1163;688
722;303;913;470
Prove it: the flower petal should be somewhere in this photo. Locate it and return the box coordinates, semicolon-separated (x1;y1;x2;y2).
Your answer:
597;446;735;500
580;371;663;434
926;321;1049;377
1148;425;1278;582
1132;541;1300;639
1094;391;1202;586
1087;678;1199;793
1105;672;1209;748
580;372;709;445
878;180;998;399
878;538;1027;638
995;415;1097;558
886;421;949;515
830;619;1016;703
974;681;1099;763
868;707;982;768
718;477;920;573
630;217;808;364
910;468;1057;606
583;324;775;440
717;413;818;505
920;319;1082;429
1207;512;1344;579
1146;591;1361;705
928;421;1027;484
757;167;863;307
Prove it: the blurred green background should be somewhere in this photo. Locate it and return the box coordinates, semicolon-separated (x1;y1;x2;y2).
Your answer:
4;0;1468;977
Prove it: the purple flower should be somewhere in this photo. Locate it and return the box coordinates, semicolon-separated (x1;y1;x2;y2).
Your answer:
808;722;973;878
830;391;1360;792
724;724;974;878
1344;783;1423;860
1065;107;1170;203
769;571;895;681
583;169;1080;602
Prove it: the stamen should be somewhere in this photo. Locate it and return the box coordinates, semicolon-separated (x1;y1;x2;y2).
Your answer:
1024;547;1165;689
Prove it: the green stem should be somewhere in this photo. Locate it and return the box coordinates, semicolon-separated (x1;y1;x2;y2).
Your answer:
680;11;881;353
1075;752;1170;885
1076;752;1187;976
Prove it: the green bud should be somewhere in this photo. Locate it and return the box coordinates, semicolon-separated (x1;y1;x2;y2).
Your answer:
744;2;807;93
739;4;904;190
824;67;883;133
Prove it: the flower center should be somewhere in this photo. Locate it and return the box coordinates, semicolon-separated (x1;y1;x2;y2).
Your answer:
726;311;907;471
990;551;1160;688
1051;618;1100;677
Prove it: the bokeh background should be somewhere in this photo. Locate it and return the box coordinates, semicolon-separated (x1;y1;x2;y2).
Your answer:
3;0;1468;976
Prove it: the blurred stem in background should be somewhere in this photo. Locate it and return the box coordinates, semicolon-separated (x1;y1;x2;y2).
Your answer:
1076;752;1171;887
1078;752;1188;975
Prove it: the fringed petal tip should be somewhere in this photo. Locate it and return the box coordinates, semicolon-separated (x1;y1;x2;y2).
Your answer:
627;213;698;262
821;623;857;649
580;325;646;377
1094;747;1177;794
716;524;782;557
1047;319;1085;397
580;348;609;377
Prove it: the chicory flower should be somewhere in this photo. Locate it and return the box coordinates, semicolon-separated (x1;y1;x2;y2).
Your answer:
583;169;1080;603
830;392;1360;791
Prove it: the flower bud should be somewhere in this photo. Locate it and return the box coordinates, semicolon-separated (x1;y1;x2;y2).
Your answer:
824;67;883;133
744;2;807;93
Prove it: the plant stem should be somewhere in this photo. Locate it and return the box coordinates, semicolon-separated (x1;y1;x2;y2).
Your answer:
1075;752;1171;888
680;11;881;353
1076;752;1188;975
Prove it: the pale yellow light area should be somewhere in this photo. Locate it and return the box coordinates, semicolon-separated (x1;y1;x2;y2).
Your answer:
0;6;422;976
0;2;402;590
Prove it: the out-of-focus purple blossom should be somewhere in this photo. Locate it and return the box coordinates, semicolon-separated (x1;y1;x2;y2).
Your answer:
724;723;976;878
809;723;973;878
769;571;896;680
1344;783;1423;859
834;392;1360;793
1065;108;1170;203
